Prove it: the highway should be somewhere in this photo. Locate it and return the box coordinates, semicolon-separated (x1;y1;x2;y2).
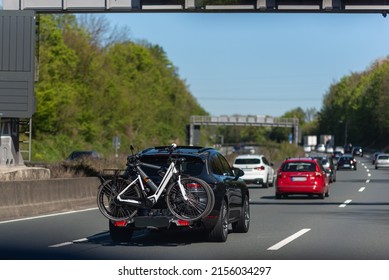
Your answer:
1;155;389;260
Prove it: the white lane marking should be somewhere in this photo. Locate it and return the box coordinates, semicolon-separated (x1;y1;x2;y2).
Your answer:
368;173;371;177
339;199;352;208
0;208;99;224
358;187;366;192
267;228;311;251
366;179;370;183
366;169;370;172
49;242;73;248
49;232;109;248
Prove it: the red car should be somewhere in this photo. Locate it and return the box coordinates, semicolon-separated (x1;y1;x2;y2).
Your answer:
275;158;330;199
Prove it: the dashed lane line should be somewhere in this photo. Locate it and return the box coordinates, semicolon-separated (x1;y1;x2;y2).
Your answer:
267;228;311;251
339;199;352;208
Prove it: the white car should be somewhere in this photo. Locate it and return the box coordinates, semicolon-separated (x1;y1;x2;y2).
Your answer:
233;154;275;188
316;144;325;152
303;145;312;153
375;154;389;169
335;146;345;154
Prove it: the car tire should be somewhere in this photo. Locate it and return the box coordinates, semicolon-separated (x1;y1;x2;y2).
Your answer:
109;221;134;243
268;175;274;187
275;193;282;199
208;199;229;242
263;179;268;188
318;192;325;199
232;194;250;233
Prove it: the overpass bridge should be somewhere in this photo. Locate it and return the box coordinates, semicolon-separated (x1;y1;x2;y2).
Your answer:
3;0;389;14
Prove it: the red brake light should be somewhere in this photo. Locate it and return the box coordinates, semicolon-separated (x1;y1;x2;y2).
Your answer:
186;182;202;188
255;166;265;171
114;220;127;227
177;220;190;226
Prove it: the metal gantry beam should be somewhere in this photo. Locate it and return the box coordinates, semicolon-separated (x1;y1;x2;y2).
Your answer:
3;0;389;13
189;115;299;145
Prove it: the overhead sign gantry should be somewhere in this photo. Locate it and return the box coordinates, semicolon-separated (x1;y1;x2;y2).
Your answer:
3;0;389;14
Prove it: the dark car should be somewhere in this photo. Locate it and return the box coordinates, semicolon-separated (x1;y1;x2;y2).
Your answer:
337;154;357;171
109;146;250;243
66;150;101;161
331;151;343;164
372;151;384;165
311;155;336;183
351;146;363;157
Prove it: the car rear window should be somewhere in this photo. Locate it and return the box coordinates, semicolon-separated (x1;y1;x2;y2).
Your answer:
281;162;316;172
378;155;389;160
234;158;261;164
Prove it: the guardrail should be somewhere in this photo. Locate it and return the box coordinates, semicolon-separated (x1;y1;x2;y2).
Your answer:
0;177;100;221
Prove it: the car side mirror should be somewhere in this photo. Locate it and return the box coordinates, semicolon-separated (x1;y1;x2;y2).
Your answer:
233;167;245;179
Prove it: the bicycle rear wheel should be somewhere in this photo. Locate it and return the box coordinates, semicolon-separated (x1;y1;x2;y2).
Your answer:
166;176;215;221
97;178;141;221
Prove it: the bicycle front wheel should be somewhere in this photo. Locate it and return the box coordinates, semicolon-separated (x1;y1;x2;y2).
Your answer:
166;176;215;221
97;178;141;221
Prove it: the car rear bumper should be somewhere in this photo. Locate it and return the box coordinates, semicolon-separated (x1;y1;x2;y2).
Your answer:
337;165;356;170
243;178;264;185
276;185;325;195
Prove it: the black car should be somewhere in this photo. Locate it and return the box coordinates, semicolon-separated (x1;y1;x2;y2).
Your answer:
66;150;101;161
337;154;357;171
352;146;363;157
109;146;250;243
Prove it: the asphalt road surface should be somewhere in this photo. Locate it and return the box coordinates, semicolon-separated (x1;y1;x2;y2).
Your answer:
1;155;389;260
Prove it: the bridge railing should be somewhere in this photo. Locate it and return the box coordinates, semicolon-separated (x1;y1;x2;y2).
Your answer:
190;115;299;127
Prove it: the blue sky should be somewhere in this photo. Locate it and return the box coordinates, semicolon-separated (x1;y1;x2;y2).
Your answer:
2;0;389;117
103;12;389;117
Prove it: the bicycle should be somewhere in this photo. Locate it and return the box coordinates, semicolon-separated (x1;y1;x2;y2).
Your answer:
97;144;215;222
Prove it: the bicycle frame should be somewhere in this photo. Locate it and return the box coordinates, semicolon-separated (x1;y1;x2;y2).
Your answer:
116;160;188;207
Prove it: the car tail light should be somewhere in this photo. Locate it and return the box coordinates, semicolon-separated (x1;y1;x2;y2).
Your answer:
315;172;322;178
177;220;190;226
186;182;202;188
255;166;265;171
114;220;127;227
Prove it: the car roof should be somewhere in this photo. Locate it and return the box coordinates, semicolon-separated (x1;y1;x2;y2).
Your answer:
235;154;264;159
377;153;389;157
341;153;353;156
284;157;318;162
139;145;215;156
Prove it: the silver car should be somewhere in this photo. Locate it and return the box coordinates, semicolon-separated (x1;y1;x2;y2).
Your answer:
375;154;389;169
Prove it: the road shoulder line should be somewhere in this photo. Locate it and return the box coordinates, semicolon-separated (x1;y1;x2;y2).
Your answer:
267;228;311;251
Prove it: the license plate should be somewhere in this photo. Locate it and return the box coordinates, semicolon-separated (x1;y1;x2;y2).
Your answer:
344;164;350;167
292;177;307;182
